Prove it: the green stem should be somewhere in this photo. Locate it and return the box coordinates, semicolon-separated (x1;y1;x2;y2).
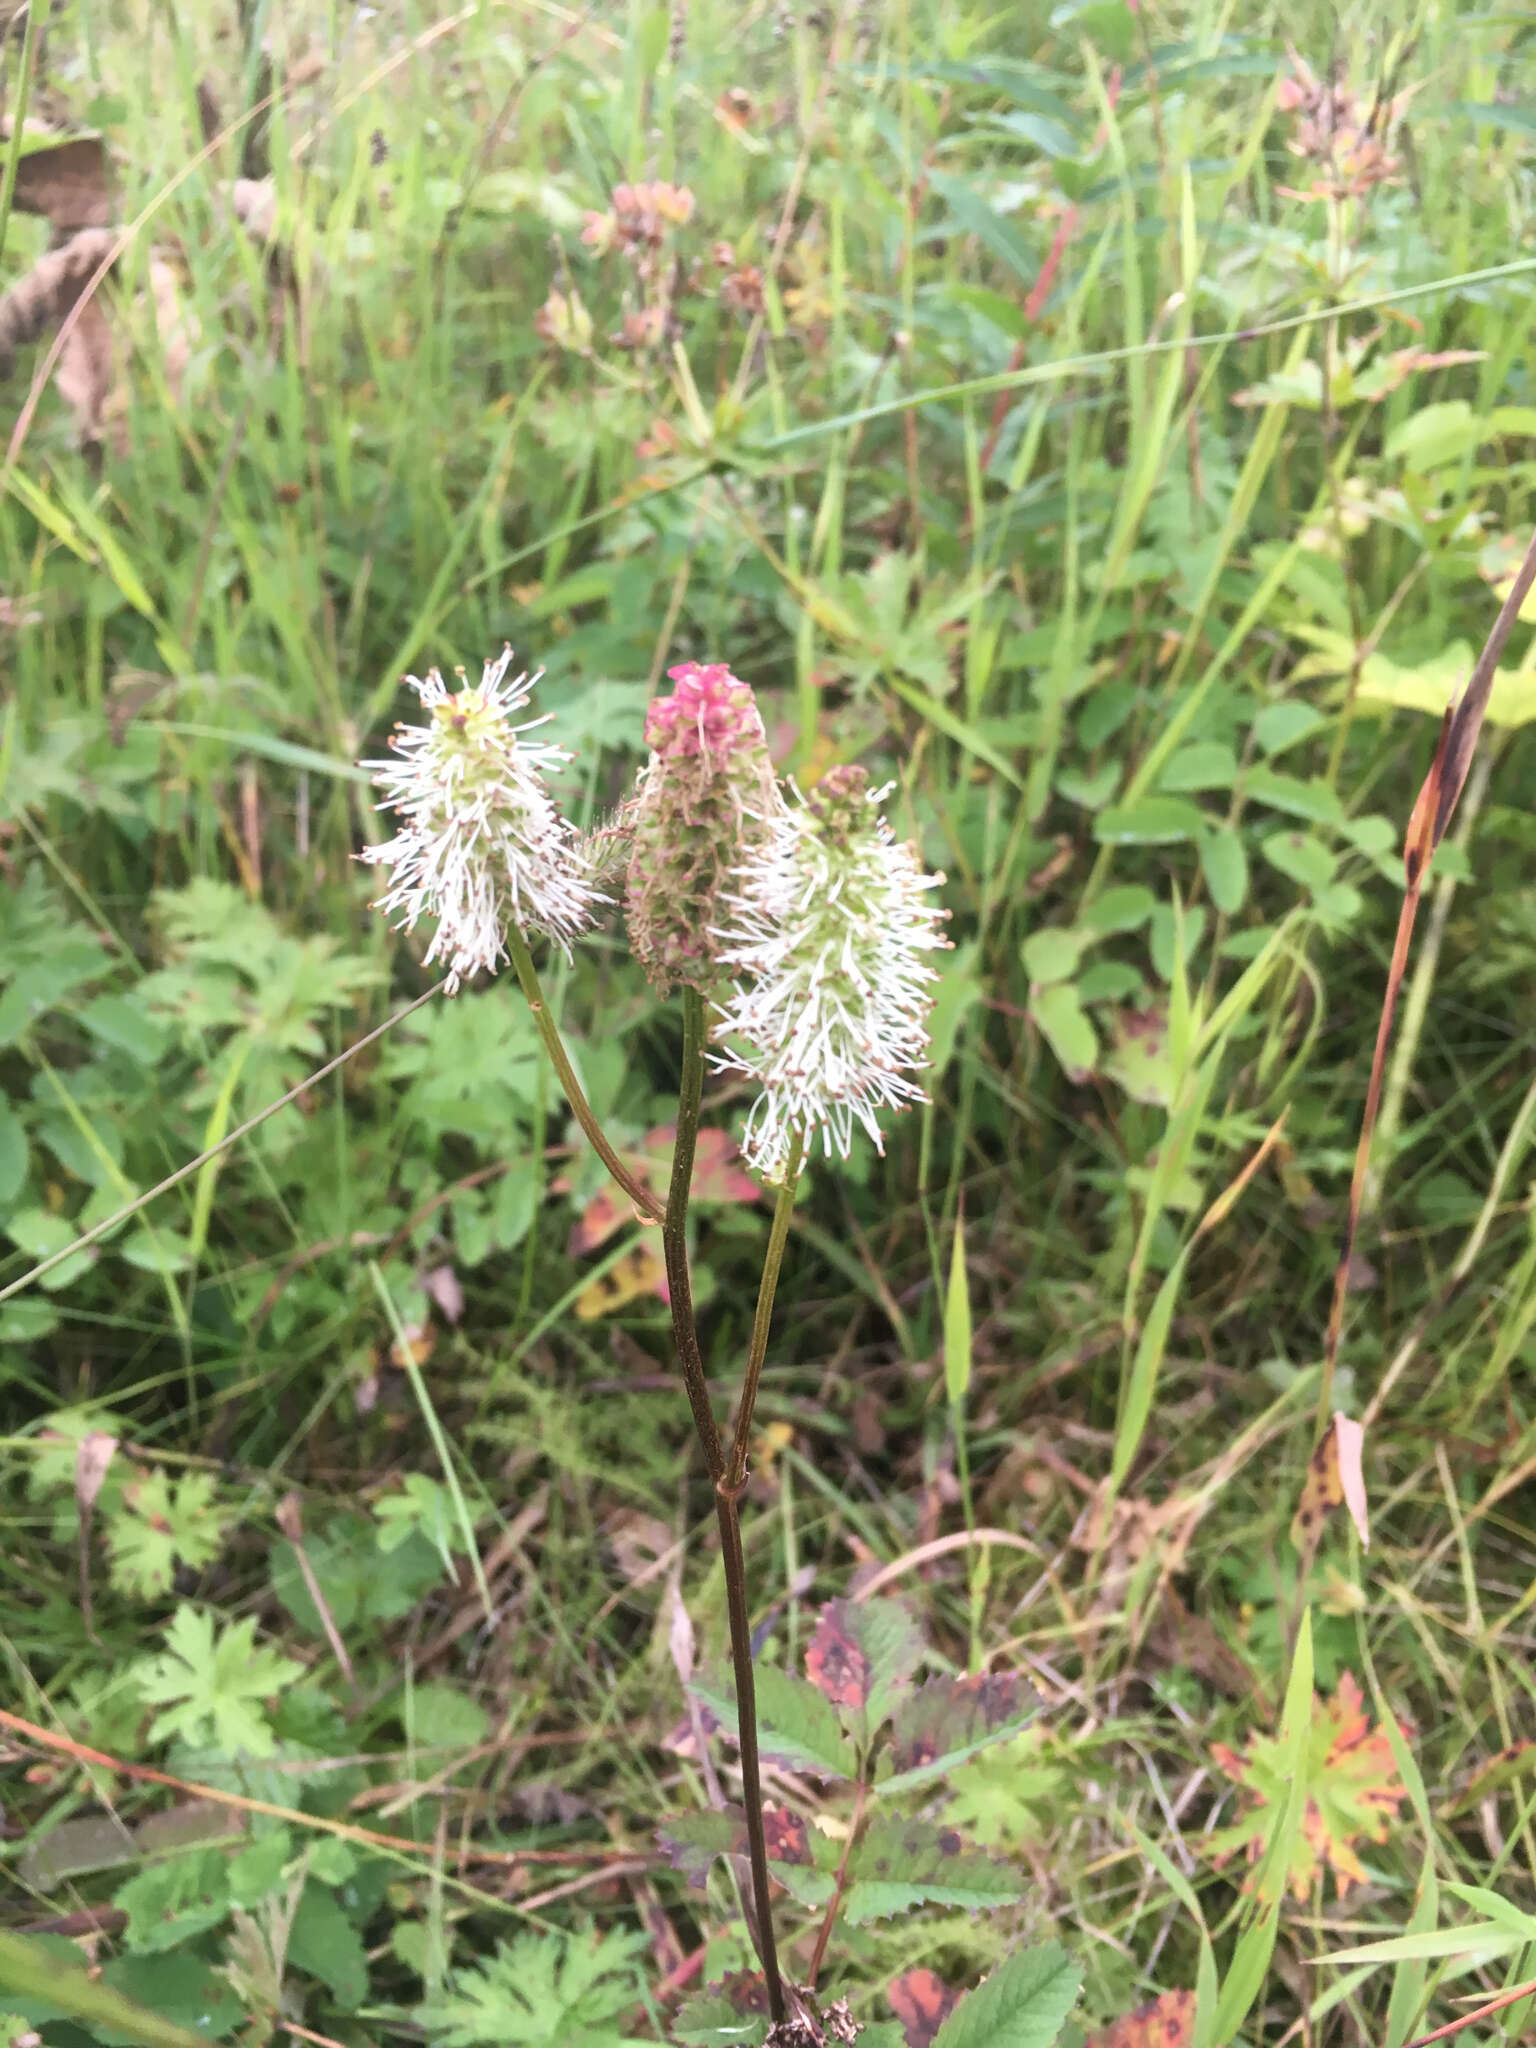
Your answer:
505;925;664;1224
724;1140;804;1494
667;988;784;2024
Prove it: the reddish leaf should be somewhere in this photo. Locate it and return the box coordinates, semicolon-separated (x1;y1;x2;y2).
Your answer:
1084;1990;1196;2048
567;1122;761;1254
1209;1673;1408;1901
806;1602;872;1707
658;1804;814;1887
889;1968;961;2048
1290;1412;1369;1553
761;1805;812;1866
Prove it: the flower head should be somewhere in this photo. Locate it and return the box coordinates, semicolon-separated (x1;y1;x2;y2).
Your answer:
712;764;949;1181
625;660;783;995
360;647;597;991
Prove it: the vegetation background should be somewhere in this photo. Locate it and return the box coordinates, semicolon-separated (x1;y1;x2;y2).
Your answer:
2;0;1535;2042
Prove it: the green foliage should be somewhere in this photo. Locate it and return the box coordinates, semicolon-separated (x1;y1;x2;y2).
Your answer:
415;1928;652;2047
132;1607;304;1757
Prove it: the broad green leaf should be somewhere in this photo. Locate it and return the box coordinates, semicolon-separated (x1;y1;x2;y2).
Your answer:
1199;827;1248;914
1385;399;1478;471
1094;797;1207;845
690;1664;856;1779
1253;702;1325;755
1022;927;1090;984
1262;831;1337;894
288;1882;370;2009
0;1105;27;1208
844;1813;1025;1922
1158;741;1238;792
932;1942;1082;2048
1029;981;1098;1080
1245;767;1342;824
0;1931;209;2048
1083;885;1156;935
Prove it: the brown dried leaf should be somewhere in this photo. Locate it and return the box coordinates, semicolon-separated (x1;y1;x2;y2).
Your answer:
1290;1413;1369;1553
805;1601;872;1707
73;1431;118;1517
889;1967;961;2048
11;133;114;229
1084;1990;1196;2048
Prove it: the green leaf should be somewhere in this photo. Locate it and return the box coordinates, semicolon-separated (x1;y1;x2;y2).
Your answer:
690;1664;856;1779
0;1104;28;1208
1253;702;1325;756
1262;831;1337;894
106;1469;230;1600
673;1975;772;2047
1158;741;1238;792
1028;982;1099;1080
0;1930;210;2048
658;1807;838;1909
1093;797;1206;845
415;1927;651;2047
883;1672;1039;1795
1083;886;1155;935
401;1680;489;1750
944;1218;974;1406
1198;828;1249;915
288;1882;370;2009
1022;927;1090;984
1245;767;1342;824
5;1206;98;1290
844;1813;1025;1922
931;1942;1082;2048
133;1606;303;1758
97;1954;243;2045
1385;400;1478;471
1113;1247;1189;1487
113;1849;231;1954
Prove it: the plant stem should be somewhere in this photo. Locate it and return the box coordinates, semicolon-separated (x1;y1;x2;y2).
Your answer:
724;1139;804;1493
666;987;785;2024
505;925;664;1224
664;989;725;1478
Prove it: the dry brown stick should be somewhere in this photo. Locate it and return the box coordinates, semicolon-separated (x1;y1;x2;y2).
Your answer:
1319;524;1536;1430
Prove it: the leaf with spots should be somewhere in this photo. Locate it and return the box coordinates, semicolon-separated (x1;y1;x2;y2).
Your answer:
673;1972;772;2048
1083;1990;1196;2048
805;1598;926;1738
890;1968;963;2047
844;1813;1024;1923
1290;1413;1369;1554
883;1672;1040;1795
1441;1739;1536;1818
657;1806;838;1910
690;1662;856;1779
1209;1672;1408;1901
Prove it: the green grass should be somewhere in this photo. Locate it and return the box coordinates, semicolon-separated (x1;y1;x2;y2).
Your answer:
2;0;1536;2043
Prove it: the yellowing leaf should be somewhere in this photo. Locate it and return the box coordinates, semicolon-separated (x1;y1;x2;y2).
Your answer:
1209;1673;1408;1901
575;1240;668;1318
1290;1413;1370;1553
1290;630;1536;728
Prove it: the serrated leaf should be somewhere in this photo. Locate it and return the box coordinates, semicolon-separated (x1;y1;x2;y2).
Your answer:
844;1813;1024;1922
113;1849;231;1955
932;1942;1081;2048
883;1673;1040;1794
133;1606;303;1758
805;1598;926;1736
105;1469;230;1600
415;1927;650;2047
673;1974;773;2047
691;1663;856;1779
1209;1671;1407;1901
657;1806;838;1909
1083;1990;1195;2048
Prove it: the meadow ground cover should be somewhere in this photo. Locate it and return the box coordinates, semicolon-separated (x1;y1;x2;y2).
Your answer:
2;1;1536;2043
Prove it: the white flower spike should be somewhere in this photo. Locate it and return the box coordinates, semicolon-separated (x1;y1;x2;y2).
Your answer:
712;765;948;1181
360;647;597;991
